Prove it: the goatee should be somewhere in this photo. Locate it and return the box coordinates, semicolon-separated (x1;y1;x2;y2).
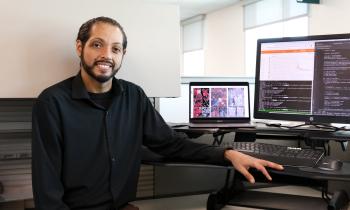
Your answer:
80;54;122;83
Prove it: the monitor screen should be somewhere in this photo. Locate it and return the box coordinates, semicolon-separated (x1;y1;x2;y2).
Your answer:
254;33;350;124
190;82;250;121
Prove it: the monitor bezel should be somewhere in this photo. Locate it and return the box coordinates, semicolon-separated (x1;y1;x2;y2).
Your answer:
189;81;251;123
254;33;350;124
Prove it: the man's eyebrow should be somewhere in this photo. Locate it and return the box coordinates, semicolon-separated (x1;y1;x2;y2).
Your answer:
90;37;104;42
113;43;123;47
90;37;122;46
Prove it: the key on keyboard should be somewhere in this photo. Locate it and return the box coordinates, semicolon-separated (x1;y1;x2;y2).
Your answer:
223;142;324;167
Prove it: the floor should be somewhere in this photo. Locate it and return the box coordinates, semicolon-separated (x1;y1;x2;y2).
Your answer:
131;185;344;210
132;193;257;210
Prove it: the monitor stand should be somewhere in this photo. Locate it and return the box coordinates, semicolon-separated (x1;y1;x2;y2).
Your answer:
259;120;340;132
291;123;336;132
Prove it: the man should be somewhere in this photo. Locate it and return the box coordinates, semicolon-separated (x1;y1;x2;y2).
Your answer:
32;16;283;210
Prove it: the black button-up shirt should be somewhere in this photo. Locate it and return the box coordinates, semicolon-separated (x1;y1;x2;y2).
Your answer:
32;73;227;210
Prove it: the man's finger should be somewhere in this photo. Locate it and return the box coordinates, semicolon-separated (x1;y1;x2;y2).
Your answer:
236;165;255;183
255;163;272;181
264;160;284;170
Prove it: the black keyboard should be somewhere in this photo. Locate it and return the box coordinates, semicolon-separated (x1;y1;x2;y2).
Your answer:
222;142;324;167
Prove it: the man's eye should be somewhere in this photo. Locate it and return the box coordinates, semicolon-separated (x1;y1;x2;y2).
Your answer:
92;42;102;48
113;48;121;53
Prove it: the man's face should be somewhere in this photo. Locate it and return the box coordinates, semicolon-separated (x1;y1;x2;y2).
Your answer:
76;22;126;83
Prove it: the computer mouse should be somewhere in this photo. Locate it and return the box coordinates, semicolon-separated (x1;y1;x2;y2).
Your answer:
317;157;343;171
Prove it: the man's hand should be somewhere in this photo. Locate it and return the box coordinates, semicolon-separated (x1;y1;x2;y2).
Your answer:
224;150;284;184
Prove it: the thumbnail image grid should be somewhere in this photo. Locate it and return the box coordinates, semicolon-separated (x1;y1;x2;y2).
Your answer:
193;87;246;118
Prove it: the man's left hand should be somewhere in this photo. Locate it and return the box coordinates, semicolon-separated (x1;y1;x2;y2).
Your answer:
224;150;284;184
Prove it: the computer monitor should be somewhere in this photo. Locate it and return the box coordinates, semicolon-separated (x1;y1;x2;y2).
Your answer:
254;33;350;124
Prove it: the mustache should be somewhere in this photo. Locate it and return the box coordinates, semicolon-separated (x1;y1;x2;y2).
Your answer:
93;59;115;68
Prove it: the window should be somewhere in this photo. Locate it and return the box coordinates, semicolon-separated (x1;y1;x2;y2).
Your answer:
181;15;205;76
244;0;308;76
183;50;204;76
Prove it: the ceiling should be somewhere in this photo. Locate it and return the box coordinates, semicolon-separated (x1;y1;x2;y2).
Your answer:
178;0;240;20
147;0;240;20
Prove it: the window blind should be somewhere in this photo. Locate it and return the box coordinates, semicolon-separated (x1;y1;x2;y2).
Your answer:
181;14;205;52
244;0;308;29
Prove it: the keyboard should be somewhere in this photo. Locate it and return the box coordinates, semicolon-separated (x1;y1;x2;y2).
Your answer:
222;142;324;167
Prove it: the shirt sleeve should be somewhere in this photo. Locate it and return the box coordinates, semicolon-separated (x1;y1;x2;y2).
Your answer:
32;99;70;210
141;92;230;166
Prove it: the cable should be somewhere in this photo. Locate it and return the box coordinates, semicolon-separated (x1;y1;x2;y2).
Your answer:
288;123;338;132
255;121;292;129
257;121;344;132
323;143;327;156
327;142;331;156
322;183;331;203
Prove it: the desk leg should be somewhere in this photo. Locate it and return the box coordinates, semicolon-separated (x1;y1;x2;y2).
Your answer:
328;190;349;210
212;134;225;146
207;169;232;210
206;168;244;210
0;182;3;194
207;191;226;210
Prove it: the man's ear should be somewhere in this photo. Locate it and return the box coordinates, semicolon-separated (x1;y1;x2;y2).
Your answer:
76;40;83;57
123;49;127;55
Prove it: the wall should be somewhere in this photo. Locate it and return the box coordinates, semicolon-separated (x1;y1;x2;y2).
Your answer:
309;0;350;35
204;2;245;76
0;0;180;98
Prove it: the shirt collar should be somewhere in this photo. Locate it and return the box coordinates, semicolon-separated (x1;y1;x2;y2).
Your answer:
72;71;124;99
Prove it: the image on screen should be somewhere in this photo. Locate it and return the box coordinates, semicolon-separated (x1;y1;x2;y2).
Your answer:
254;34;350;123
191;86;249;119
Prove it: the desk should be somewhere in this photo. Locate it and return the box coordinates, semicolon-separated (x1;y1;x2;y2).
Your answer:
174;124;350;145
171;124;350;210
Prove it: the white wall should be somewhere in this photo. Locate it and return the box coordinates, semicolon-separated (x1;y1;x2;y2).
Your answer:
0;0;180;98
160;84;189;123
204;2;245;76
309;0;350;35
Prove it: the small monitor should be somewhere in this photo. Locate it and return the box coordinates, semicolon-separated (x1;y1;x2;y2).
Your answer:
254;33;350;124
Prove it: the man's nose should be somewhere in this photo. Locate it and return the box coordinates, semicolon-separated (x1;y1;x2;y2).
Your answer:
100;47;113;59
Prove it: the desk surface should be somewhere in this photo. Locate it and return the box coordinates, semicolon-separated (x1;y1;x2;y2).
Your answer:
144;160;350;182
171;123;350;142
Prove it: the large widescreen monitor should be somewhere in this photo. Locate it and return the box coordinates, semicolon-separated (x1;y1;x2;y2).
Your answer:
254;33;350;124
